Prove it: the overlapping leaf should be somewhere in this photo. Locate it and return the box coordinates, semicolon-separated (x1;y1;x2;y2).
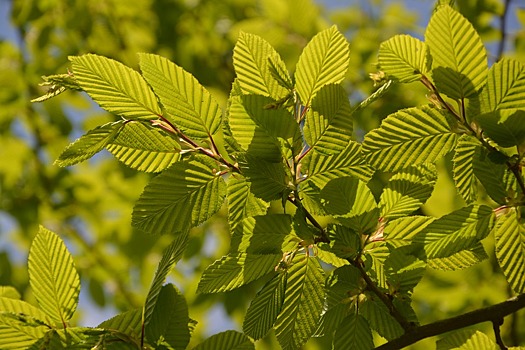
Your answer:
27;226;80;324
425;5;487;99
333;314;373;350
233;32;291;99
362;106;458;171
360;296;403;340
472;148;508;205
437;329;499;350
192;330;254;350
0;315;48;349
132;155;226;234
494;208;525;293
295;25;350;105
480;58;525;113
453;135;481;203
239;155;289;201
98;309;143;339
378;34;429;83
384;249;426;294
106;121;180;172
476;110;525;148
383;216;435;247
0;298;52;326
71;54;161;119
427;244;488;271
227;174;269;229
139;53;222;140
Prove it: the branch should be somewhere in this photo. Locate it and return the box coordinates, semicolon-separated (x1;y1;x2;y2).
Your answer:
375;293;525;350
496;0;512;61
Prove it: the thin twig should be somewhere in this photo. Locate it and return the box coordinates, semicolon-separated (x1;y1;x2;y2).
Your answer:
496;0;512;61
493;318;508;350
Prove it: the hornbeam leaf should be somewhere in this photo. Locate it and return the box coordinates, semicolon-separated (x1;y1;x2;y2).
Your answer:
197;253;281;293
360;295;403;340
132;155;226;234
427;243;488;271
378;34;429;83
98;309;143;339
472;147;508;205
107;121;180;173
0;298;52;326
71;54;161;119
0;287;20;300
494;208;525;293
437;329;499;350
233;32;291;99
452;135;482;204
138;53;222;140
383;216;435;247
0;314;48;349
352;80;393;114
28;226;80;324
243;272;286;340
295;25;350;105
480;58;525;113
227;174;269;229
192;330;254;350
274;256;325;350
333;314;373;350
476;110;525;148
384;249;426;294
362;106;458;171
425;5;487;99
240;155;289;202
55;121;123;167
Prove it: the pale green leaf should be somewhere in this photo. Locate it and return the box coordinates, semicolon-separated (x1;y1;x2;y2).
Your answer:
378;34;429;83
55;121;123;167
362;242;389;289
476;110;525;148
333;314;373;350
192;330;254;350
71;54;161;119
31;73;81;103
352;80;393;114
143;232;189;327
295;25;350;105
380;164;437;219
98;309;142;339
138;53;222;140
197;253;281;293
275;256;325;350
425;5;487;99
304;84;353;155
362;106;458;171
315;248;349;267
227;174;269;229
360;295;403;340
437;329;499;350
494;208;525;293
233;32;290;99
383;216;435;247
452;135;481;203
107;121;180;173
240;155;289;202
243;272;286;340
0;287;20;300
132;155;226;234
480;58;525;113
413;205;494;259
0;298;52;326
0;315;48;350
28;226;80;323
427;244;488;270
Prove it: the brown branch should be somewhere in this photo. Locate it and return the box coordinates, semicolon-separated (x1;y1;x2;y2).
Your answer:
493;318;507;350
375;293;525;350
287;197;329;243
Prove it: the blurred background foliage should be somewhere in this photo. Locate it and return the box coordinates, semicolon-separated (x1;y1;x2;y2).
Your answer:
0;0;524;348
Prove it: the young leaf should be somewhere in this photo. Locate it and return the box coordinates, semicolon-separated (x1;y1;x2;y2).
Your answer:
352;80;393;114
425;5;487;99
333;314;374;350
452;135;481;204
436;329;499;350
304;84;353;155
0;314;48;349
362;242;390;289
192;330;254;350
197;253;281;294
233;32;291;100
427;244;488;270
0;297;52;326
384;248;426;294
494;208;525;293
360;295;404;340
138;53;222;140
274;256;325;350
362;106;458;171
132;155;226;234
27;226;80;324
480;58;525;113
227;174;269;229
71;54;161;119
383;216;435;247
0;287;20;300
295;25;350;106
243;272;286;340
378;34;429;83
379;164;437;219
472;148;508;205
106;120;180;173
98;309;143;340
55;121;124;167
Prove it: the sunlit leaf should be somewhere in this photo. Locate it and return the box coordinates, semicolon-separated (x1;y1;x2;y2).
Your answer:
384;248;426;294
98;309;143;339
480;58;525;112
452;135;481;204
437;329;499;350
378;34;429;83
333;314;373;350
427;244;488;270
240;155;289;202
227;174;269;229
0;287;20;300
0;314;48;350
476;110;525;148
360;295;403;340
192;330;254;350
383;216;435;248
325;224;361;259
0;298;52;326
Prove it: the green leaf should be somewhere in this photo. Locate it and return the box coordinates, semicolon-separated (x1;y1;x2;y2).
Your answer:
384;248;426;294
378;35;429;83
0;298;52;326
472;148;508;205
360;295;403;340
227;174;269;229
480;58;525;112
379;164;437;219
98;309;143;339
55;121;123;167
132;155;226;234
362;106;458;171
452;135;481;204
71;54;161;119
436;329;499;350
0;287;20;300
243;272;286;340
106;121;180;173
362;242;389;289
229;95;300;162
494;208;525;293
143;233;189;327
146;284;190;350
383;216;435;248
240;155;289;202
0;314;48;349
412;205;494;259
138;53;222;140
28;226;80;324
352;80;393;114
192;330;254;350
32;73;81;103
476;110;525;148
325;224;361;259
295;25;350;105
304;84;353;155
274;256;325;350
425;5;487;99
427;244;488;270
333;314;373;350
233;32;291;99
197;253;281;294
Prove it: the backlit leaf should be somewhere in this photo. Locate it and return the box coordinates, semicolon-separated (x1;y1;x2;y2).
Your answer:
0;315;48;349
360;295;403;340
333;314;373;350
452;135;481;203
476;110;525;148
192;330;254;350
378;34;429;83
0;298;52;326
427;244;488;270
480;58;525;112
437;329;499;350
98;309;143;339
227;174;269;229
